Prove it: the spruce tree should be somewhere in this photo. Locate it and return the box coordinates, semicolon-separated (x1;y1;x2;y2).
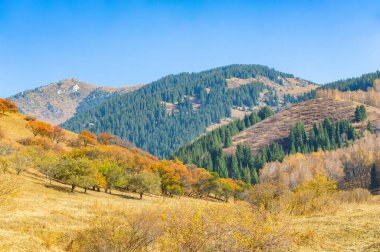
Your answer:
251;168;259;184
367;121;374;133
355;105;367;122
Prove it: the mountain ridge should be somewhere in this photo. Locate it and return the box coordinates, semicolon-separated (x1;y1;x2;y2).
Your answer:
8;78;142;125
60;64;316;157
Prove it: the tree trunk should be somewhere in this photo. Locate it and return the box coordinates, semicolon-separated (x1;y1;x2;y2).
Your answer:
140;193;143;200
84;187;87;193
71;184;75;192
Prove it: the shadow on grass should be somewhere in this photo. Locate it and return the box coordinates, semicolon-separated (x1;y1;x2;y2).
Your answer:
44;183;73;193
112;192;141;200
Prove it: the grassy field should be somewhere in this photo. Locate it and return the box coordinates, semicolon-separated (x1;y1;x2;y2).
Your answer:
1;167;379;251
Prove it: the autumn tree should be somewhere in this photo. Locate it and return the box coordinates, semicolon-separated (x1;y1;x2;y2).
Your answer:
128;171;161;199
54;156;97;192
50;126;66;144
26;121;52;137
97;159;125;194
98;132;114;145
78;130;97;147
0;99;18;114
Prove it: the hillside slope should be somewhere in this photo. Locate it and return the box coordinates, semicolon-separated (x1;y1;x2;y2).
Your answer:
61;65;316;157
1;159;379;251
225;98;379;155
8;78;142;125
0;112;77;149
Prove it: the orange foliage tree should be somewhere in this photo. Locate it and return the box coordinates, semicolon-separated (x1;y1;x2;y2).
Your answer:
78;130;97;147
26;120;52;137
50;126;66;144
98;132;114;145
0;99;18;114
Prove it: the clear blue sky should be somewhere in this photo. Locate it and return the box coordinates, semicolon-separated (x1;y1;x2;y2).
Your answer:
1;0;379;97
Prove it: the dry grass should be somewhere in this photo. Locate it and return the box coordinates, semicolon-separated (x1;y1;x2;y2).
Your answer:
292;200;380;251
1;168;379;251
0;168;217;251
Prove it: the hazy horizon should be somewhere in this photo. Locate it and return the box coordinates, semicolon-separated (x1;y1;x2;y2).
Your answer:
1;0;380;97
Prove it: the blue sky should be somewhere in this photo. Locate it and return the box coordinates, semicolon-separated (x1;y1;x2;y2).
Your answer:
1;0;379;97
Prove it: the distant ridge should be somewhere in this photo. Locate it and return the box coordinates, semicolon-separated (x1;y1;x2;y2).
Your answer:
8;78;142;125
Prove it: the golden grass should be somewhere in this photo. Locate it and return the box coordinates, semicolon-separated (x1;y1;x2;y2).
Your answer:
291;201;380;251
1;168;379;251
0;168;218;251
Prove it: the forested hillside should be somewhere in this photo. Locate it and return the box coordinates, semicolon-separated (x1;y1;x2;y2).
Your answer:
173;96;379;182
62;65;315;157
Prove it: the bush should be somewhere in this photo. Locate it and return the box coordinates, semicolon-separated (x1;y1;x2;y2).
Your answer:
66;139;81;148
66;210;162;251
24;115;36;121
335;188;371;203
159;203;291;252
280;176;338;215
17;137;61;151
0;143;14;156
247;183;281;210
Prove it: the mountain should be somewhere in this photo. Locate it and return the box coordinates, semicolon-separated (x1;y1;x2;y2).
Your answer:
61;65;317;158
8;78;142;125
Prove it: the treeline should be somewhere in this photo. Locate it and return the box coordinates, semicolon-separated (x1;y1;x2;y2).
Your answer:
320;71;380;91
285;118;357;154
292;71;380;104
174;117;359;184
62;65;294;158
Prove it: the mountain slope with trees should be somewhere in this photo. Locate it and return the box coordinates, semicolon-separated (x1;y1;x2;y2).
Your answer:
173;97;379;182
61;65;315;158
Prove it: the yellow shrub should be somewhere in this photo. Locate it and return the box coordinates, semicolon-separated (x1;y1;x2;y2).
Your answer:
159;203;291;252
284;176;338;215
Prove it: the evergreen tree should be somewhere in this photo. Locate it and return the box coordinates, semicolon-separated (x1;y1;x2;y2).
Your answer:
251;168;259;184
230;156;241;180
223;130;232;148
242;167;251;184
355;105;367;122
367;121;374;133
